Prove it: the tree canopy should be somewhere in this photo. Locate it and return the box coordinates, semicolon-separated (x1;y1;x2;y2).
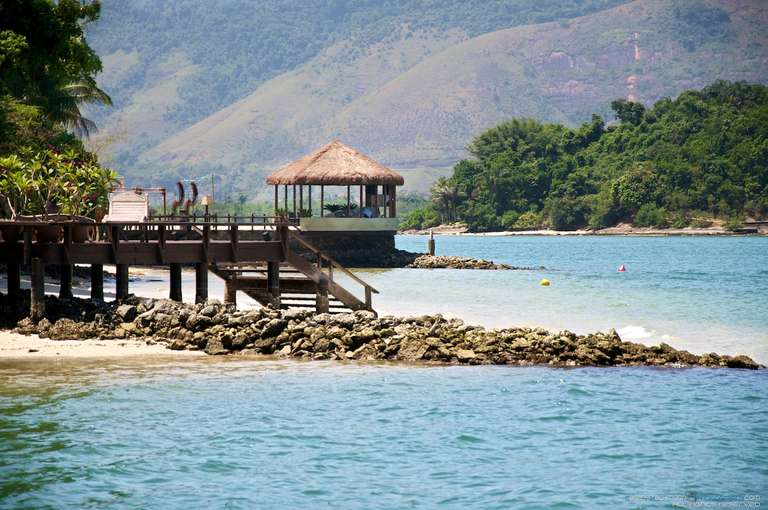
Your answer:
0;0;116;219
0;0;110;136
403;81;768;231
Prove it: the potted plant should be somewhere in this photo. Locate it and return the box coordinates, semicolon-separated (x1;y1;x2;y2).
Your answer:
0;154;33;242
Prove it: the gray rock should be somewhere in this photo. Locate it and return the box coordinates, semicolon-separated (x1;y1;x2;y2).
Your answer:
261;318;288;339
116;304;137;322
204;337;229;355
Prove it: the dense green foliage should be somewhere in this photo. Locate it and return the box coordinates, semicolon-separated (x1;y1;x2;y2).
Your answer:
0;0;111;136
0;0;116;219
403;81;768;231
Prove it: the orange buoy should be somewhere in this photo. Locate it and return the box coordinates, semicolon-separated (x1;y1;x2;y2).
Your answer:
618;264;626;272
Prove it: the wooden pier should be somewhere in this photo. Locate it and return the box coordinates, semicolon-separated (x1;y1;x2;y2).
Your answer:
0;217;378;319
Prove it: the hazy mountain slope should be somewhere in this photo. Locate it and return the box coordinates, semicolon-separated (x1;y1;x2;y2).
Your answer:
136;0;768;190
87;0;629;172
330;0;768;167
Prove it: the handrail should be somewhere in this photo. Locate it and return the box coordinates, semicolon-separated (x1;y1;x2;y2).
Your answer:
287;229;379;294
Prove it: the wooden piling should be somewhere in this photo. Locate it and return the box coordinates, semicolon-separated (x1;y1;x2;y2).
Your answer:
91;264;104;301
116;264;129;300
169;263;182;301
316;278;329;313
59;264;73;299
7;263;20;299
195;263;208;303
267;260;280;306
30;258;45;320
224;278;237;308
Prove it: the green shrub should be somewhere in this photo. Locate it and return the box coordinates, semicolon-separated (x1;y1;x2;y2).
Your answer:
500;210;520;230
513;211;542;230
634;203;667;227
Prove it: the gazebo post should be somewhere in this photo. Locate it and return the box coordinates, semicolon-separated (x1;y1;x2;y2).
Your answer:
283;185;288;213
320;185;324;217
389;186;397;217
274;185;278;215
292;185;297;217
308;185;312;216
299;185;303;215
382;185;388;218
346;186;351;216
359;185;364;217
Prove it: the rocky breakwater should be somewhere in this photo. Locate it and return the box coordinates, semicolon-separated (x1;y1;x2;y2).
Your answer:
407;255;541;270
4;294;762;369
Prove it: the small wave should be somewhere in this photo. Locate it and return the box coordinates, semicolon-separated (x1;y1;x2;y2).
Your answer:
617;325;655;340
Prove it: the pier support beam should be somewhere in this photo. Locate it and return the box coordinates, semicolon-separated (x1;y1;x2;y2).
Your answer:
169;263;182;302
316;279;329;313
59;264;73;299
267;261;280;307
224;278;237;308
115;264;129;300
195;263;208;303
30;258;45;320
91;264;104;301
7;263;20;299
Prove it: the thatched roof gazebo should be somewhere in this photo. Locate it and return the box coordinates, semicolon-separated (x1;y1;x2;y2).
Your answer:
266;140;404;223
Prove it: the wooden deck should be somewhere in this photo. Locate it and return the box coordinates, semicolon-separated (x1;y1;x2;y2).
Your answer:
0;217;377;318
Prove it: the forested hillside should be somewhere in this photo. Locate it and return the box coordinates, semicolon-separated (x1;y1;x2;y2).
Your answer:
83;0;768;197
403;81;768;231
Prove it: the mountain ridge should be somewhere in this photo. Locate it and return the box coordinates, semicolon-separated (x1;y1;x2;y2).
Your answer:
85;0;768;195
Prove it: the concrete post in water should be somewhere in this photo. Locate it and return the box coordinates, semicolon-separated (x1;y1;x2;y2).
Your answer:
7;263;20;300
169;263;182;302
59;264;73;299
91;264;104;301
224;278;237;308
427;229;435;256
195;263;208;303
116;264;129;300
30;258;45;320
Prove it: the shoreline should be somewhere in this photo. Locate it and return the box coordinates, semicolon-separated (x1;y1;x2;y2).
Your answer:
401;224;768;236
0;330;204;359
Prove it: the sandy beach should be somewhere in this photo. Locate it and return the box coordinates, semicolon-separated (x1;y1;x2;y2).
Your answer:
0;330;203;359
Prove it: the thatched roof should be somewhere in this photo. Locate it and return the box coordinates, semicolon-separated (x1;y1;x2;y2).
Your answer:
266;140;404;186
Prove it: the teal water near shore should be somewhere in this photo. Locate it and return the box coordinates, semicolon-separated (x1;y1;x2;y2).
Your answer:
1;359;766;509
379;235;768;364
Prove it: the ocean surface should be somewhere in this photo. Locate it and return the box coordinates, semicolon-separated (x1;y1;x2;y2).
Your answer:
1;235;767;508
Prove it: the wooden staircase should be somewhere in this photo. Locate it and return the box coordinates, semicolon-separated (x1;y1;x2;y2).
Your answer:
207;226;378;314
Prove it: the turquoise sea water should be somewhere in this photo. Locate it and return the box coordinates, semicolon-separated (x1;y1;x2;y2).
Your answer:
1;235;767;508
1;359;766;509
376;235;768;363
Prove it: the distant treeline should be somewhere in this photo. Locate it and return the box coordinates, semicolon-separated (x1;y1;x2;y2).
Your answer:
404;81;768;231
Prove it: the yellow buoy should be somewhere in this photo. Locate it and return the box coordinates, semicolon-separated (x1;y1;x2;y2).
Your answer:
540;278;551;286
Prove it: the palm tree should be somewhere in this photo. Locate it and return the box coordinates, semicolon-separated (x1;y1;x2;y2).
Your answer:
45;76;112;138
431;177;466;223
